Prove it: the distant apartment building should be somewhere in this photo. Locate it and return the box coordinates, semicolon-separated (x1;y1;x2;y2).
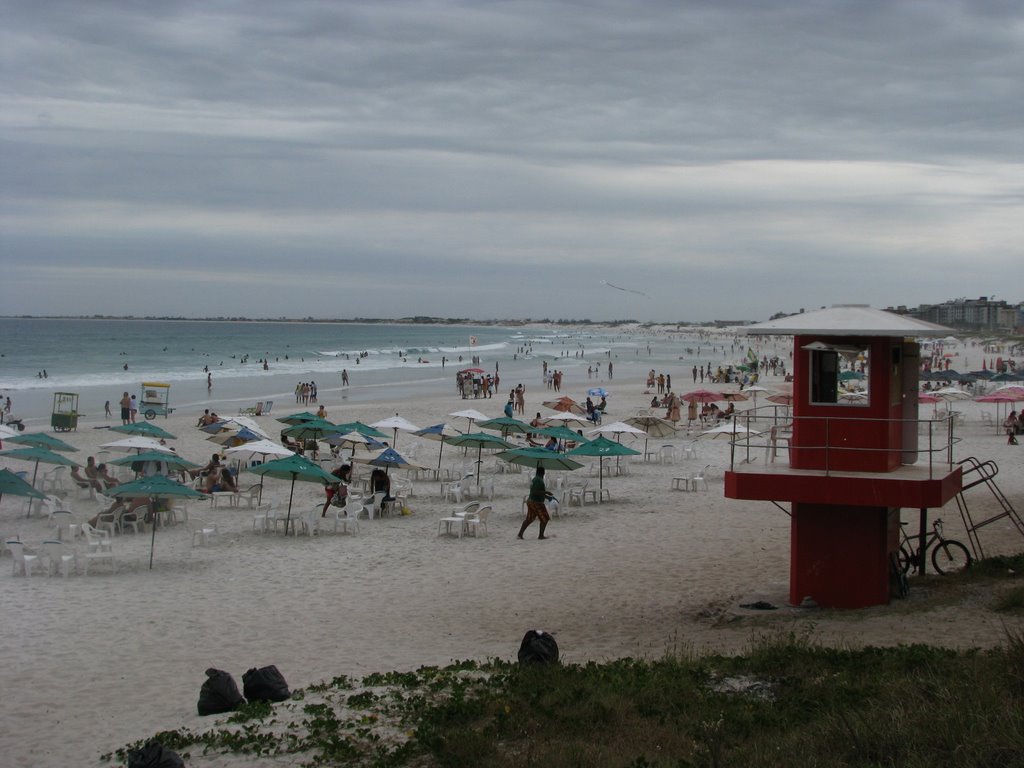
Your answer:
889;297;1022;333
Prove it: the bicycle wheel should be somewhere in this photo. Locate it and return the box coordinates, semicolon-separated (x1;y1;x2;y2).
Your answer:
897;546;915;575
931;540;972;574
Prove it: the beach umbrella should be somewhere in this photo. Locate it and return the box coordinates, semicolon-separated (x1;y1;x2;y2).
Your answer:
365;447;424;474
538;411;590;426
990;371;1024;382
110;476;209;569
109;422;177;440
738;385;771;410
0;467;46;506
542;396;586;415
248;454;337;536
414;423;460;471
224;439;296;504
496;448;583;473
207;426;263;447
720;391;750;402
276;411;320;426
0;446;81;508
0;424;19;442
567;435;640;497
109;451;201;474
448;408;490;432
680;388;725;404
700;422;764;440
100;436;175;454
443;432;515;484
369;415;421;449
331;421;388;439
478;416;532;439
204;416;270;438
917;392;943;417
535;424;590;444
7;432;78;452
931;387;971;401
622;415;678;458
765;393;794;406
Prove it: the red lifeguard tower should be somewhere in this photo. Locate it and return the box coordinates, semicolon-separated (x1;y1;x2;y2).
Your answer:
725;306;963;608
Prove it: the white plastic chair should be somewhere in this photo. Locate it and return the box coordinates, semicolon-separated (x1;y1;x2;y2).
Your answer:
322;506;359;535
80;522;112;552
688;465;710;492
462;505;491;538
41;466;68;495
42;539;78;578
83;541;116;575
7;540;42;576
50;510;77;541
189;516;220;546
659;445;677;465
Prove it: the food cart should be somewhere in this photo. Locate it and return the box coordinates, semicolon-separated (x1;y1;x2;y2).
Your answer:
140;382;174;420
50;392;81;432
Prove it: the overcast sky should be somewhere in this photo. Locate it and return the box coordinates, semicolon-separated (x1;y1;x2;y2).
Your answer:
2;1;1021;323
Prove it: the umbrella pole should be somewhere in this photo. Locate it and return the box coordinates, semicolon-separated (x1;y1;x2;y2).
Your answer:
258;475;265;505
148;496;157;570
284;475;297;536
476;445;483;487
26;460;41;517
436;441;444;471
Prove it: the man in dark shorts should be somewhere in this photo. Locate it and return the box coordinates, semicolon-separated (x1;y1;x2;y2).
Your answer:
119;392;131;425
518;466;551;540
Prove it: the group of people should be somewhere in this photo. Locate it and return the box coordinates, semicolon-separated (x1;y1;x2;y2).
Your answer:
294;381;318;404
70;455;120;493
118;392;137;424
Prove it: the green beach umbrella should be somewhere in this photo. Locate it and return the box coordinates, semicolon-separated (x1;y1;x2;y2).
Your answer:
534;424;590;444
331;421;388;439
443;432;515;485
110;422;177;440
7;432;78;452
281;418;340;440
0;467;46;504
567;435;640;497
108;451;202;473
111;476;209;569
0;446;81;512
248;454;337;536
477;416;532;439
276;411;320;425
495;448;583;472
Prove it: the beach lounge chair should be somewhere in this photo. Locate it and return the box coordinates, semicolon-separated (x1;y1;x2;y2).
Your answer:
238;401;263;416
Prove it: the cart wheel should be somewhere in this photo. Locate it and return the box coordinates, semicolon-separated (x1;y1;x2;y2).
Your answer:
145;409;157;420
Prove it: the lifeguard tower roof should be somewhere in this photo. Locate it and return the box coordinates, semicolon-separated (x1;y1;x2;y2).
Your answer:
744;305;951;337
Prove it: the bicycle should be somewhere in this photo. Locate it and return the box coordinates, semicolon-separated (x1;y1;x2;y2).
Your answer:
898;518;972;575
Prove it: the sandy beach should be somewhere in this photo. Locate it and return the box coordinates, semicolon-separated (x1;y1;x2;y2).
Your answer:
1;367;1022;766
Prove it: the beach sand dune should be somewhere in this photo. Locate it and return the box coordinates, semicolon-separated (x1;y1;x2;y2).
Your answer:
1;377;1021;765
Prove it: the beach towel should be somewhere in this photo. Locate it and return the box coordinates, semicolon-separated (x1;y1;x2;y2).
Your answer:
242;665;291;702
197;667;244;715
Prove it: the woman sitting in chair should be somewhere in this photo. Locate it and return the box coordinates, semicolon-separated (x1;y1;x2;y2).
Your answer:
96;463;120;489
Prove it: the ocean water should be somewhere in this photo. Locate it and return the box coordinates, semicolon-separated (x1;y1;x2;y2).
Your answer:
0;318;733;426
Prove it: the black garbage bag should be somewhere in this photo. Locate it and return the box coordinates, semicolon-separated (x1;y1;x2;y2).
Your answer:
242;665;291;702
518;629;559;665
127;741;185;768
197;667;245;716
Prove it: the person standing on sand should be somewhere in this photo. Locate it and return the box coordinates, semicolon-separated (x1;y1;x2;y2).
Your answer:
104;400;111;419
119;392;131;425
129;395;138;423
518;466;552;540
342;369;349;387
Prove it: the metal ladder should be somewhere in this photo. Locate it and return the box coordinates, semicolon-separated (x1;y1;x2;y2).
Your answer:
954;457;1024;558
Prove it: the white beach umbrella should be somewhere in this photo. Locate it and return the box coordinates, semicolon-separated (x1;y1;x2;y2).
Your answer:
588;421;647;439
221;415;271;438
100;436;175;453
539;411;590;425
700;422;764;439
369;415;421;448
0;423;18;440
225;439;296;504
930;387;971;401
448;409;490;432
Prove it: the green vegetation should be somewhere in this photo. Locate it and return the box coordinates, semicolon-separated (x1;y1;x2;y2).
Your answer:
104;632;1024;768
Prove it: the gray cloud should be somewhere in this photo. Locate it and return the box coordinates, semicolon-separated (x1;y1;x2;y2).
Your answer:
1;0;1021;321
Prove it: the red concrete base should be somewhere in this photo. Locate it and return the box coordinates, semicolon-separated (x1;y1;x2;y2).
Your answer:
790;503;899;609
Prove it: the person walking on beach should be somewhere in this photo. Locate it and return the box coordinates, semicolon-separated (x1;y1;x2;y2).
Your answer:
518;466;552;540
104;400;111;419
342;369;349;387
119;392;131;425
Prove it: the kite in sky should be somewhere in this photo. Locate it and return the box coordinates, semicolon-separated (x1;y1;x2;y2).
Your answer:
601;280;649;298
